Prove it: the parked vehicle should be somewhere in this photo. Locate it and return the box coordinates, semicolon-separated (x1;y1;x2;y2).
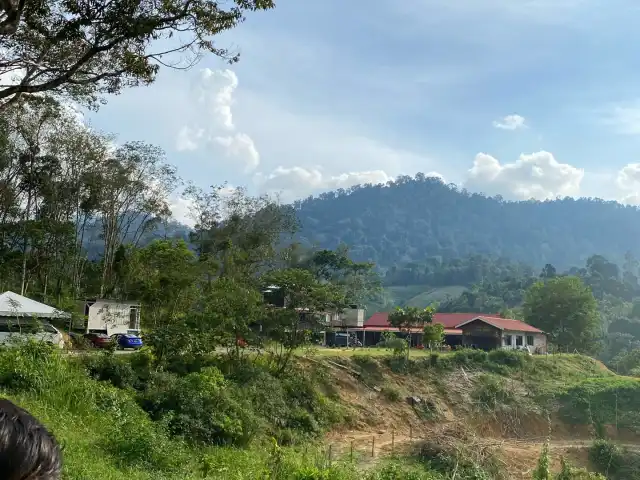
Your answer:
0;321;64;349
111;333;143;350
85;332;113;349
326;332;362;348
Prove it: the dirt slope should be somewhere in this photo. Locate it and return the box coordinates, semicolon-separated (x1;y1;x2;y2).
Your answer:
312;354;640;474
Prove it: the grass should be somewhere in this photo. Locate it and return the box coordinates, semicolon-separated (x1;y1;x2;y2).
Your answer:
299;347;437;358
0;341;626;479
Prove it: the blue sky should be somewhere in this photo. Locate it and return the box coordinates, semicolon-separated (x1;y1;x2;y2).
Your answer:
86;0;640;220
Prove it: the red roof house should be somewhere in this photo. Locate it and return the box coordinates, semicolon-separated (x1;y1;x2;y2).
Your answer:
455;315;543;333
364;312;496;335
363;312;543;336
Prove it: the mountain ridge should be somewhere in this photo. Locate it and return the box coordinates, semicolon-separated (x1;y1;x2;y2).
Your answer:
292;175;640;270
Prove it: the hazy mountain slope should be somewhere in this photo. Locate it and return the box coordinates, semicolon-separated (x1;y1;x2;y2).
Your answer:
293;175;640;270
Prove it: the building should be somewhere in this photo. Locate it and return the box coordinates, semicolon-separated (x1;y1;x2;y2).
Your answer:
81;299;141;336
345;311;546;352
0;291;71;320
456;316;547;353
359;312;487;347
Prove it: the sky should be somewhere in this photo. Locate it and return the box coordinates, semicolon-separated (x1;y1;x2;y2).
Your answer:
84;0;640;224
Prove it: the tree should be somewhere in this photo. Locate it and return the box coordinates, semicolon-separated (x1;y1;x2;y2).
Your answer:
0;0;276;109
199;277;265;361
184;183;297;281
94;141;178;296
124;239;199;328
388;305;435;355
302;246;381;311
262;268;345;374
388;306;435;333
540;264;557;279
423;323;444;350
523;276;602;354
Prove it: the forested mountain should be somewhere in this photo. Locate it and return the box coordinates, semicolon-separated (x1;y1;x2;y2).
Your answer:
292;175;640;270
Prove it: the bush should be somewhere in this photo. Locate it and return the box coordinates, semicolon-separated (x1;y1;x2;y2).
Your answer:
558;377;640;432
450;349;489;367
488;349;529;369
589;440;640;479
382;386;401;402
138;367;261;446
472;374;516;411
83;352;138;389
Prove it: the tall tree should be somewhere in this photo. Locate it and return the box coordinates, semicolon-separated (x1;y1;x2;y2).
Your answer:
94;141;177;297
184;183;297;281
0;0;276;109
523;276;602;354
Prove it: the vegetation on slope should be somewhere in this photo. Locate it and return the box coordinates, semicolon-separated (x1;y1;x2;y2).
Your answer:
4;340;624;479
294;175;640;270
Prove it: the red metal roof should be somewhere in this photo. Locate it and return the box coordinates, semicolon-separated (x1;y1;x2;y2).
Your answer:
363;326;462;335
456;316;543;334
365;312;495;329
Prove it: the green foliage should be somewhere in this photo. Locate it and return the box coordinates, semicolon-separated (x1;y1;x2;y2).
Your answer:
422;323;444;349
557;377;640;432
472;374;516;411
294;176;640;271
381;386;401;402
589;440;640;479
532;443;551;480
139;367;259;446
0;1;276;108
524;276;602;354
388;306;435;331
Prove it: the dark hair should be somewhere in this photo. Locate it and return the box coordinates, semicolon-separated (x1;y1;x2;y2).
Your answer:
0;399;62;479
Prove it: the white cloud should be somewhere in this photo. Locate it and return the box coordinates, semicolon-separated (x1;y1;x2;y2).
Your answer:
603;101;640;136
213;133;260;172
465;151;584;200
493;114;527;130
616;163;640;205
254;166;393;200
176;68;260;171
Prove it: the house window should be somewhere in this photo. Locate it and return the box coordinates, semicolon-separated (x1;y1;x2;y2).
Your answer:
516;335;523;346
527;335;534;346
129;307;139;329
503;335;513;346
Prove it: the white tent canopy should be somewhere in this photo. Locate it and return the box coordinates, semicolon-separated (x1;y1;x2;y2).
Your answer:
0;291;71;319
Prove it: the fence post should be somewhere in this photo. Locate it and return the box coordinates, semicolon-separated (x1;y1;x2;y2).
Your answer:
392;430;395;455
328;444;332;466
410;424;412;442
372;435;375;457
350;440;354;463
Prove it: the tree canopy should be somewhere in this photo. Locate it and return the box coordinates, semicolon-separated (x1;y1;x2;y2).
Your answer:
293;175;640;271
523;276;602;354
0;0;275;108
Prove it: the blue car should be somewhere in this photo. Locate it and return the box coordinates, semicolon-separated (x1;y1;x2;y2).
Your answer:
111;333;143;350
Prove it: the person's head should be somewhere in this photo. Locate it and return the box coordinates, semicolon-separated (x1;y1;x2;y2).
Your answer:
0;399;62;479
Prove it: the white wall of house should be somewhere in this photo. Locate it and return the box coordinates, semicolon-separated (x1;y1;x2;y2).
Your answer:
501;330;547;353
328;308;365;327
86;300;140;335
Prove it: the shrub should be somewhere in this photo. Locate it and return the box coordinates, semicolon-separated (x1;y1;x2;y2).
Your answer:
382;386;401;402
589;439;640;479
450;349;489;367
472;374;516;411
488;349;529;369
83;352;138;389
138;367;261;446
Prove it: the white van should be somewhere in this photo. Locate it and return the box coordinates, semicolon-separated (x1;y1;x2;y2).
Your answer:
0;320;64;349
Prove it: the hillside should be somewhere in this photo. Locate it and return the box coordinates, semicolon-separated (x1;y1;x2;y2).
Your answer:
9;344;639;479
292;175;640;270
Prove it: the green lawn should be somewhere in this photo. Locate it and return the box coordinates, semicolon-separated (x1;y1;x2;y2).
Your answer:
296;347;435;358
